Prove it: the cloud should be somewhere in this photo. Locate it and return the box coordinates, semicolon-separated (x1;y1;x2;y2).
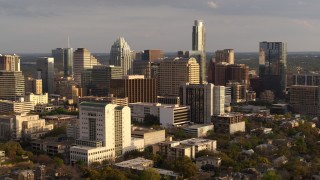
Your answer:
207;1;218;9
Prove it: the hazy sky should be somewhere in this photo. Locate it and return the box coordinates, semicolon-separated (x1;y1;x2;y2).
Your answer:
1;0;320;53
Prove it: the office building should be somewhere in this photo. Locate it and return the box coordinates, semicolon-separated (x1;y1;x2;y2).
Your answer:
73;48;99;86
36;57;54;94
91;65;122;96
25;77;42;95
55;77;79;103
131;127;166;147
159;57;199;96
0;71;25;100
78;95;128;106
292;73;320;86
0;99;34;114
289;85;319;116
184;124;214;138
109;37;133;75
110;75;157;103
180;83;215;124
192;20;206;83
133;60;160;79
157;96;180;105
259;41;287;98
0;114;53;140
212;113;245;134
25;93;48;106
52;48;73;77
153;138;216;159
141;50;164;61
70;102;144;165
208;61;249;87
0;54;20;71
215;49;234;64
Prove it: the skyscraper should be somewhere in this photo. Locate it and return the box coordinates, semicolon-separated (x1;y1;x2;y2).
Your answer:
36;57;54;94
109;37;133;75
259;41;287;97
215;49;234;64
73;48;99;86
0;71;25;100
52;48;73;77
192;20;206;83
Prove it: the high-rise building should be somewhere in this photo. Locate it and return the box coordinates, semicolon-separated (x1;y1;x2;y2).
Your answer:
110;75;157;103
158;57;200;96
226;82;247;103
109;37;133;75
192;20;206;83
25;77;42;95
36;57;54;94
0;54;20;71
91;65;122;96
70;102;144;165
180;83;216;124
73;48;100;86
52;48;73;77
141;50;164;61
214;86;225;115
215;49;234;64
259;41;287;97
133;60;161;79
208;61;249;87
0;71;25;100
289;85;319;116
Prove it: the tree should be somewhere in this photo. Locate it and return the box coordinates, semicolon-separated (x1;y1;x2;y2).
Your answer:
54;157;64;167
139;168;161;180
143;114;160;126
262;170;281;180
174;156;198;178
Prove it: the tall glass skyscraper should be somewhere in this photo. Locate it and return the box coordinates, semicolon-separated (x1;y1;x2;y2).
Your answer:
192;20;206;84
259;41;287;97
52;48;73;77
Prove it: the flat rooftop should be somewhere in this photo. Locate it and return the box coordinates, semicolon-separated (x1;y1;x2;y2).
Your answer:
185;124;214;129
115;157;153;168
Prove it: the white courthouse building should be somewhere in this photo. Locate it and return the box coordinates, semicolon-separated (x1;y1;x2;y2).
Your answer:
70;102;144;165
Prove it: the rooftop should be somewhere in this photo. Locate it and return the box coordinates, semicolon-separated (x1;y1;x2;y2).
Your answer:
115;157;153;169
185;124;214;129
80;102;107;107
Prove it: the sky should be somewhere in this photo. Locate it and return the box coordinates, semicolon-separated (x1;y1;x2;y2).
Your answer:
1;0;320;53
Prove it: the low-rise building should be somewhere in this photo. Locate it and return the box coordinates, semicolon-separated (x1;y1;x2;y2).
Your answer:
34;104;59;113
66;120;80;139
129;102;190;128
43;115;77;127
131;127;165;146
32;137;73;156
78;95;128;106
114;157;179;179
0;114;53;140
153;138;217;159
25;93;48;106
184;124;214;137
196;156;221;169
0;99;34;114
0;150;5;163
212;113;245;134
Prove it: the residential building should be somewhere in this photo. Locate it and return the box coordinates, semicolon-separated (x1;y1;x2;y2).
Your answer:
159;57;199;96
259;41;287;98
0;71;25;100
110;75;157;103
0;54;20;71
109;37;133;75
52;48;73;77
212;113;245;134
184;124;214;137
70;102;144;165
0;99;34;114
36;57;54;94
215;49;234;64
25;93;48;106
131;127;166;146
192;20;206;83
196;156;221;169
73;48;99;86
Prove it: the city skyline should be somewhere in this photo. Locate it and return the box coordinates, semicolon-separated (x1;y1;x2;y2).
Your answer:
1;0;320;53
